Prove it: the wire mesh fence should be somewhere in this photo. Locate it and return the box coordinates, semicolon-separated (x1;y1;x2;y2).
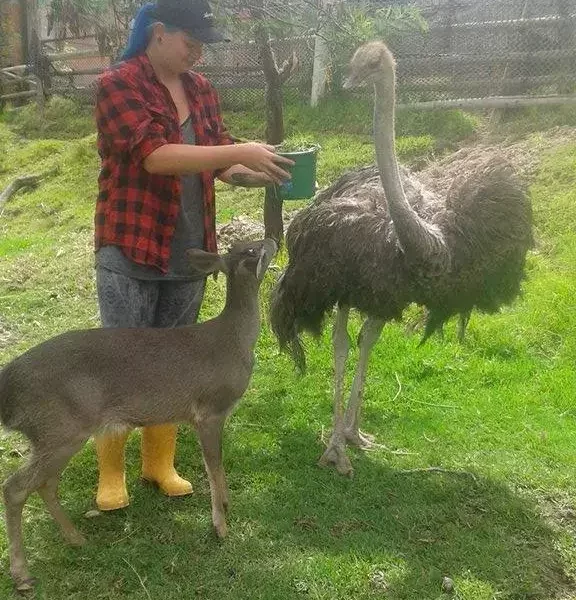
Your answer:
195;35;316;109
23;0;576;111
389;0;576;106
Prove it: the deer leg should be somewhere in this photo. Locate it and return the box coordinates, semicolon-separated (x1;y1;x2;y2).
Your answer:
319;305;354;477
3;461;39;593
343;317;384;449
3;438;86;592
38;476;86;547
195;415;228;539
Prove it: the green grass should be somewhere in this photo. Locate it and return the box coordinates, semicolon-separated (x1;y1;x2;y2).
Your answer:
1;105;576;599
0;96;97;140
494;104;576;138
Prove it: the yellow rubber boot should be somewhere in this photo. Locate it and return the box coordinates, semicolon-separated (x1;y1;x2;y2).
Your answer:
141;424;193;496
95;430;131;511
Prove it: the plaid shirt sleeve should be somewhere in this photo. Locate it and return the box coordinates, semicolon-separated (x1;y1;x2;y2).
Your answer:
95;71;169;164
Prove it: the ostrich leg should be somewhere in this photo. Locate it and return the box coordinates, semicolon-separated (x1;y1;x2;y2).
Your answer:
457;310;471;343
318;305;354;476
343;317;384;449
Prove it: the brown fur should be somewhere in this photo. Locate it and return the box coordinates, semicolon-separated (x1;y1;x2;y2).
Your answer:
0;239;276;592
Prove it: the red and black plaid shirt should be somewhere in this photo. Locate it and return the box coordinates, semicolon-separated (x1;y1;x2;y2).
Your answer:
95;54;234;272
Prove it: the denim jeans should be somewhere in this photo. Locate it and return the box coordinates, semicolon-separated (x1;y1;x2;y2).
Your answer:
96;267;206;329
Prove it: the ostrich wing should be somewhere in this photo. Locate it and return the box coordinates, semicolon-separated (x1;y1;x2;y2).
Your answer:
314;164;443;222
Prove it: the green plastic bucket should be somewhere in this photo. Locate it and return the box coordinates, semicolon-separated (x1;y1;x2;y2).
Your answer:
272;145;320;201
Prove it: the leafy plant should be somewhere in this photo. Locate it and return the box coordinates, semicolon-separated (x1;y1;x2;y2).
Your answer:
323;2;428;92
47;0;145;58
212;0;316;42
276;134;317;153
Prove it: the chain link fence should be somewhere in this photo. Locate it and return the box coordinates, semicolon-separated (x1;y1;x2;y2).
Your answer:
32;0;576;110
195;35;316;109
389;0;576;106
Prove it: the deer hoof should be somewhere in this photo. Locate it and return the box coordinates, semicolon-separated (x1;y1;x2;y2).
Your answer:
214;521;228;539
15;576;36;594
66;530;87;547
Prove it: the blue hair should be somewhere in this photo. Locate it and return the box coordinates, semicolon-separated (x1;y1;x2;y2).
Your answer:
120;2;158;61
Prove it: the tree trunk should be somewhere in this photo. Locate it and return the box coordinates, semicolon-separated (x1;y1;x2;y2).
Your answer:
311;33;329;107
25;0;46;109
310;0;330;106
255;23;285;242
0;171;57;212
265;80;284;145
263;187;284;244
250;0;299;244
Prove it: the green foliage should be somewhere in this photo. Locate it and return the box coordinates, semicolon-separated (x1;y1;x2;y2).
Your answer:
397;108;480;147
213;0;315;42
276;134;318;153
323;3;428;91
48;0;110;37
47;0;145;57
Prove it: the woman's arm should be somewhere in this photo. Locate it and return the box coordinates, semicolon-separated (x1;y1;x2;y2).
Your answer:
143;143;292;184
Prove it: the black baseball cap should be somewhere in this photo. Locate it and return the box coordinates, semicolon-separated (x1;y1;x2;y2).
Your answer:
153;0;230;43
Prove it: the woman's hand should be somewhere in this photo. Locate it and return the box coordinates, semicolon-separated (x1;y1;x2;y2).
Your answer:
236;143;294;185
218;165;276;188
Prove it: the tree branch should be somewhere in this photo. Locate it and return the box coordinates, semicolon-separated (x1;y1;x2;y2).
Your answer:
278;51;299;84
0;169;58;214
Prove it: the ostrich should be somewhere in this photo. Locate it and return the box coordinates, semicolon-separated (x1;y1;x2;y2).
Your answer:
269;41;533;476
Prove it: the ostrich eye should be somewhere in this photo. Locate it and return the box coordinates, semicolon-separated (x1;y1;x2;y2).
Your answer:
246;248;256;256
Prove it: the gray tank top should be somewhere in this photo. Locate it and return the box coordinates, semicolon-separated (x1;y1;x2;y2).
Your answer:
95;116;205;280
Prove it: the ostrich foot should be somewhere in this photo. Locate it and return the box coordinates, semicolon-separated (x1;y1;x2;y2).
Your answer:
318;441;354;477
343;427;416;455
344;428;381;449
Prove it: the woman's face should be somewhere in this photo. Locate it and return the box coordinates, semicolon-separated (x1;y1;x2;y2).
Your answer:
158;26;204;73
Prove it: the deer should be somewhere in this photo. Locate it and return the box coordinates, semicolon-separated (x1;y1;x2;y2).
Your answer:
0;238;277;593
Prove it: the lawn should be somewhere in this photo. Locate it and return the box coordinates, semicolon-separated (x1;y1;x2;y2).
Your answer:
0;98;575;599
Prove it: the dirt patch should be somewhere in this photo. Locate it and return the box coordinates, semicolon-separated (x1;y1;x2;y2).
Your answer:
216;211;299;250
0;317;16;350
418;126;576;196
217;216;265;251
540;493;576;534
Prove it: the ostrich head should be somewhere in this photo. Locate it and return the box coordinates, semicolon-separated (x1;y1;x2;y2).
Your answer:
343;41;395;89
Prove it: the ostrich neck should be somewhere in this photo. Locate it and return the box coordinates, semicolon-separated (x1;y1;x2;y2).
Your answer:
373;74;447;264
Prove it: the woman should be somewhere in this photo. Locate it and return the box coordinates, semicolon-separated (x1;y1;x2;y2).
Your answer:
93;0;293;511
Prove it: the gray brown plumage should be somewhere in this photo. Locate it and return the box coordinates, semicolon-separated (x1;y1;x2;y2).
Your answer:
269;41;533;475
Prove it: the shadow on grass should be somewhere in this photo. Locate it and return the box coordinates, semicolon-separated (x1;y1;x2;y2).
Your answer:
0;398;573;600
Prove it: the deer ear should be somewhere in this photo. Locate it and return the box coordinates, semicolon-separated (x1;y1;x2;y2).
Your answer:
185;249;228;275
255;246;267;279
